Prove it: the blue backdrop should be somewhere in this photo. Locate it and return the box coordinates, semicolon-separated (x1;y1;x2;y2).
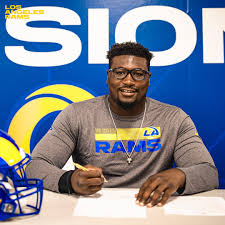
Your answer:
1;0;225;188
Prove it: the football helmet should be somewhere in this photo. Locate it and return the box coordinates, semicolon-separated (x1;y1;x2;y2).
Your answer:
0;129;43;221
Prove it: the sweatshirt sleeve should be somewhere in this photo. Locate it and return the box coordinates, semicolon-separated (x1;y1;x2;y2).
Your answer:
174;114;218;194
25;105;76;192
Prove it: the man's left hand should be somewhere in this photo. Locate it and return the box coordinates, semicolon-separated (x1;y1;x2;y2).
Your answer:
135;168;186;207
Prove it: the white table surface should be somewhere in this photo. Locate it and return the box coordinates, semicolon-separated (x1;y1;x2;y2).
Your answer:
4;189;225;225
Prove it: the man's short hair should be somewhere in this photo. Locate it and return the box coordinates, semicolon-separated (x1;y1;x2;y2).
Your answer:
106;42;153;70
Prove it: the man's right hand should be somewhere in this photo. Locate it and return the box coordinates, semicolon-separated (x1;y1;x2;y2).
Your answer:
71;164;104;195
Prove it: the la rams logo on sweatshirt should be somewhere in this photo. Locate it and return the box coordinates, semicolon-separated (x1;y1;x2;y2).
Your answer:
95;127;161;153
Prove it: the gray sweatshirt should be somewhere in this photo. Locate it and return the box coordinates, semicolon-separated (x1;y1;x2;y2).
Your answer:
26;95;218;194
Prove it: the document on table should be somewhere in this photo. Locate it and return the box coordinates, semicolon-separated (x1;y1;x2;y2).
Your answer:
164;196;225;216
73;189;146;218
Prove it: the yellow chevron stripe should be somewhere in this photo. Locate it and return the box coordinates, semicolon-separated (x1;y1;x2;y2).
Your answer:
95;127;161;140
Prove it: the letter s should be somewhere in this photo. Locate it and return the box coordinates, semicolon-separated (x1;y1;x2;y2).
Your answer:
147;139;161;152
5;6;82;67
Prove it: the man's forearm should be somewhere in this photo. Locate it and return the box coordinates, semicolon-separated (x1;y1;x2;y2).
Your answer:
26;157;66;192
177;163;218;195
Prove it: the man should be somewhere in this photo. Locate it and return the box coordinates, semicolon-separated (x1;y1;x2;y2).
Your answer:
26;42;218;207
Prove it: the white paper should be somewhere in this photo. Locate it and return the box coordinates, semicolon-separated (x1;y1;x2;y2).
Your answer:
164;196;225;216
73;189;146;218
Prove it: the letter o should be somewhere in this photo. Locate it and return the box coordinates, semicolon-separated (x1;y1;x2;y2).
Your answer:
115;6;197;66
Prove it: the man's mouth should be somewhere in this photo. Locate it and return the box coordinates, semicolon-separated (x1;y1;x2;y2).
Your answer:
120;88;137;93
119;88;137;97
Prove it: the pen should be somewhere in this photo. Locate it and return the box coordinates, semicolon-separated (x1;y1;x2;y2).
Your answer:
74;163;108;182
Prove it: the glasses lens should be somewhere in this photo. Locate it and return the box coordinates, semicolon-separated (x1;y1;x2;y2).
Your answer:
112;68;127;79
131;69;146;80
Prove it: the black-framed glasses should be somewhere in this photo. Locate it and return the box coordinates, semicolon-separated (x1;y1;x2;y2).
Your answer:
108;67;150;81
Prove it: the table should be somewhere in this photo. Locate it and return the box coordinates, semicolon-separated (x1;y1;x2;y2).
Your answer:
4;189;225;225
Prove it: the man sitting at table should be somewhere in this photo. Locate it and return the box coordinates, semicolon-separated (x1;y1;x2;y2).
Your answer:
26;42;218;207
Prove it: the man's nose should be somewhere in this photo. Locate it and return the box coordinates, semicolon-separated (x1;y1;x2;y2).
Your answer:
122;73;135;85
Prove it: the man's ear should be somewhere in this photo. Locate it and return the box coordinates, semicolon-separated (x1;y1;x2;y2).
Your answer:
148;73;151;86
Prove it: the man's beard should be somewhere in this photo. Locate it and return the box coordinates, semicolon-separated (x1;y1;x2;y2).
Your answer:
116;98;137;110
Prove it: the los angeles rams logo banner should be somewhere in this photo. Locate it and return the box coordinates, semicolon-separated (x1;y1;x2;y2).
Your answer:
1;0;225;188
